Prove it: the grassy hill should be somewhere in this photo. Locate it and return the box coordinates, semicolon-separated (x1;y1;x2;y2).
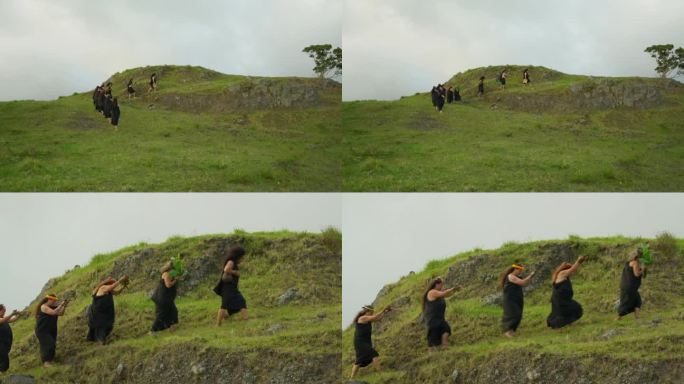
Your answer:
343;234;684;384
0;65;341;191
1;229;341;383
342;65;684;191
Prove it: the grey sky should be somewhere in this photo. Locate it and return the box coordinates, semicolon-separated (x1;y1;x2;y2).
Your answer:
343;0;684;100
0;193;341;312
342;193;684;325
0;0;341;101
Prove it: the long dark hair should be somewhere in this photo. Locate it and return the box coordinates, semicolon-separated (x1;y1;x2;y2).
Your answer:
223;245;246;267
629;247;643;262
551;263;572;284
353;306;373;324
499;266;516;289
34;294;56;318
422;277;443;311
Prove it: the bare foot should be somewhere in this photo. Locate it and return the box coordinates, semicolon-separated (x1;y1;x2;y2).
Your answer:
504;331;515;338
43;362;53;368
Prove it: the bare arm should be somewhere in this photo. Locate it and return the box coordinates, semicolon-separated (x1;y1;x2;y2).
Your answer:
0;311;19;324
223;261;240;277
162;271;176;288
508;271;535;287
630;261;643;277
427;287;456;301
41;303;65;316
561;256;587;279
358;307;391;324
105;276;130;295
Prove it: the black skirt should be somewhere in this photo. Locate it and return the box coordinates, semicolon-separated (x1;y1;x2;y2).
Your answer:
618;262;642;316
354;341;379;367
111;106;120;125
151;279;179;332
501;280;524;332
0;323;11;372
427;319;451;347
547;279;583;329
87;293;115;343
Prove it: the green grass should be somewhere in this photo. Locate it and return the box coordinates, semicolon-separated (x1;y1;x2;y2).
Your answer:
0;65;341;191
342;66;684;191
2;229;341;382
342;235;684;383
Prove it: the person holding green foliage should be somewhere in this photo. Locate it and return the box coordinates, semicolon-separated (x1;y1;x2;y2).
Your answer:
86;275;129;345
214;245;248;326
151;257;182;332
617;247;647;320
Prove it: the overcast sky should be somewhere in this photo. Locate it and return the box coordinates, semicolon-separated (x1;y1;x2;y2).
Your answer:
0;193;341;312
0;0;341;101
342;193;684;325
343;0;684;100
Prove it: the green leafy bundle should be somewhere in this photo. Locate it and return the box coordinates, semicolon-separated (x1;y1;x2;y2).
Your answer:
641;244;653;265
169;254;185;278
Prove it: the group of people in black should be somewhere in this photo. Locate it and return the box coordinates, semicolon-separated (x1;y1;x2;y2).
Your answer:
89;73;159;131
350;248;646;379
0;245;247;372
92;83;121;130
430;84;462;113
431;68;533;110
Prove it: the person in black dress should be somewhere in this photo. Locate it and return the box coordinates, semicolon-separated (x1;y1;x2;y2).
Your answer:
453;88;461;101
435;84;446;113
547;256;587;329
148;73;157;93
617;248;645;320
151;262;179;332
349;305;391;379
87;276;129;345
500;263;535;338
423;277;458;348
0;304;21;372
103;94;113;119
499;69;508;89
446;86;454;104
34;294;68;368
215;245;248;326
97;85;106;115
110;98;120;130
430;86;439;110
127;79;136;99
522;68;531;86
92;86;101;111
477;76;485;97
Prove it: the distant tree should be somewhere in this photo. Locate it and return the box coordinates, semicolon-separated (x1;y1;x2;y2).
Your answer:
644;44;684;78
303;44;342;79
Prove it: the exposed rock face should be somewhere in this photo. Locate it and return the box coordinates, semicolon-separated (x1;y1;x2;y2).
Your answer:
1;376;37;384
157;78;339;112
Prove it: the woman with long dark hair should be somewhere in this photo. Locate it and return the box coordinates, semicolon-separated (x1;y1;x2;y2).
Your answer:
0;304;21;372
522;68;531;85
617;248;645;320
151;262;179;332
349;305;391;379
422;277;457;348
148;73;157;93
214;245;247;326
127;79;136;99
547;256;587;329
500;263;535;338
34;294;68;367
477;76;485;97
86;275;129;345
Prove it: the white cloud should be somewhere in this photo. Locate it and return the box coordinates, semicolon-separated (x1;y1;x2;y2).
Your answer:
0;0;341;100
343;0;684;100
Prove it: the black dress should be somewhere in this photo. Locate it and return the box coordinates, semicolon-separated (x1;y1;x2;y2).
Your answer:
454;89;461;101
111;105;120;126
478;82;484;95
0;322;12;372
354;321;379;367
35;309;58;362
127;81;135;95
446;90;454;103
87;292;115;343
617;262;642;316
214;265;247;315
501;278;524;332
92;89;99;110
103;96;112;118
436;88;445;111
151;278;178;332
424;296;451;347
97;91;105;113
546;279;583;329
430;87;438;107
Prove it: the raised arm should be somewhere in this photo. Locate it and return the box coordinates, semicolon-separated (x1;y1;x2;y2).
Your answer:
0;310;20;324
508;271;536;287
162;271;177;289
630;260;643;277
427;287;457;301
223;261;240;277
105;275;129;295
358;307;391;324
562;256;587;278
40;303;65;316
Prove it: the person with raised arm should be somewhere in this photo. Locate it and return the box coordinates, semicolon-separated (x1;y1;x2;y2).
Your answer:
0;304;21;372
500;263;535;337
151;262;179;332
350;305;392;378
34;294;68;367
214;245;248;326
86;275;129;345
422;277;458;348
547;256;587;329
617;248;645;320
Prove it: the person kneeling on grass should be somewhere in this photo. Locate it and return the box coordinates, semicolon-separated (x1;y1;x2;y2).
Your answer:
86;275;129;345
422;277;458;349
214;245;248;326
151;262;179;333
500;263;535;338
0;304;21;372
34;294;68;368
350;305;391;379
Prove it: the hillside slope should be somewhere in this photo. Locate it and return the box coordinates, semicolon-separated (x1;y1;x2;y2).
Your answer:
0;65;341;191
2;230;341;384
342;65;684;191
343;234;684;384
